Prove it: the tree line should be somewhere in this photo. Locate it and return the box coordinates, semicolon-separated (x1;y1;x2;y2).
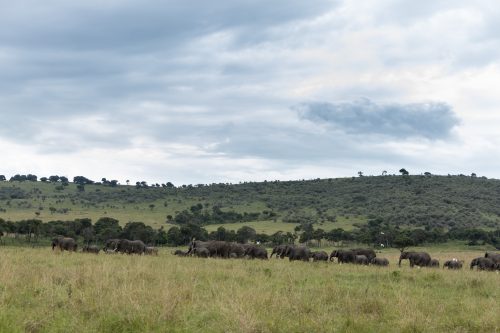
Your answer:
0;216;498;249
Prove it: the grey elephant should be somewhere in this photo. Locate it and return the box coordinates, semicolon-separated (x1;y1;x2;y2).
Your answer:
193;247;209;258
288;246;311;262
270;245;288;258
443;260;463;269
429;259;440;268
244;244;268;259
188;240;232;258
82;245;100;254
330;250;356;264
370;257;389;266
470;257;496;271
229;243;246;258
351;248;377;261
310;251;329;262
484;252;500;264
398;251;431;267
354;255;369;265
103;239;120;252
116;239;146;255
52;236;77;252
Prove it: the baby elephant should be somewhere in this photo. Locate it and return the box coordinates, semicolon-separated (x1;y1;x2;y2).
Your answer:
429;259;440;268
310;251;329;262
443;259;463;270
370;257;389;266
354;255;369;265
82;245;100;254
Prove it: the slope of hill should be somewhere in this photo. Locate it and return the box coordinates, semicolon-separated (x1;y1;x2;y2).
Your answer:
0;174;499;231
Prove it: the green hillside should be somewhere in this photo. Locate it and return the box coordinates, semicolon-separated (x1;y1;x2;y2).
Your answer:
0;174;499;231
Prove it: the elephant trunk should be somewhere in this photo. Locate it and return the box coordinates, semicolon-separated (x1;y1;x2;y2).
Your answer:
398;258;402;267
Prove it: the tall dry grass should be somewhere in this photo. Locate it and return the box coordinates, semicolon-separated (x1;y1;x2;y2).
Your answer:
0;247;498;332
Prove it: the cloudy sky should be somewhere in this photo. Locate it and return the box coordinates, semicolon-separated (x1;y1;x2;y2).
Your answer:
1;0;500;185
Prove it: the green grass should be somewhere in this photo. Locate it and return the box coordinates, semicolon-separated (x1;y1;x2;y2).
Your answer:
0;247;498;332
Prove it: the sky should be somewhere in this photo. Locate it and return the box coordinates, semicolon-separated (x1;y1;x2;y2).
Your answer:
1;0;500;185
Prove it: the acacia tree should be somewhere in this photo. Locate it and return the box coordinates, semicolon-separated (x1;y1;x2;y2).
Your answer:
399;168;409;176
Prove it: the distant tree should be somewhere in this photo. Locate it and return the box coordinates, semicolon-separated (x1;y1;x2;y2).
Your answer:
399;168;409;176
471;173;477;178
358;171;363;177
121;222;156;244
94;217;122;242
236;226;256;243
49;175;60;183
40;177;48;182
166;182;174;188
126;180;130;185
73;176;94;185
0;175;5;181
59;176;69;184
109;180;118;187
312;228;325;247
49;207;56;214
424;172;432;177
381;170;387;176
82;227;95;244
76;184;85;192
27;174;37;182
149;204;155;211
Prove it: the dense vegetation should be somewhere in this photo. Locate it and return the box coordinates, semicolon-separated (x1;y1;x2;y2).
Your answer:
0;173;499;247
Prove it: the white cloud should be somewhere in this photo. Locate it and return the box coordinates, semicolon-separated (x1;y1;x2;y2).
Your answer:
1;1;500;183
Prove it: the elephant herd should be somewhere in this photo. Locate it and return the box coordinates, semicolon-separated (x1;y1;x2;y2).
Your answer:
51;236;158;255
174;240;269;259
51;235;500;272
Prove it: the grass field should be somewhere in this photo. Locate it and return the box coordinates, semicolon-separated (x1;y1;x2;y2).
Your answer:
0;247;498;333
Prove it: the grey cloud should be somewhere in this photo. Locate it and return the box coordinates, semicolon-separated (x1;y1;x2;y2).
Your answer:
296;98;460;140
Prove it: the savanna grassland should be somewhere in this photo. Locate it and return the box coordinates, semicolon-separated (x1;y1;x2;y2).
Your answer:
2;174;500;230
0;247;498;333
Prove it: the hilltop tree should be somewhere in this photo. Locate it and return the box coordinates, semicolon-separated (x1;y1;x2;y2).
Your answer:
399;168;409;176
49;175;60;183
73;176;94;185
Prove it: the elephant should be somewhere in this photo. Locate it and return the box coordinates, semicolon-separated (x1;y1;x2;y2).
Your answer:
51;236;77;252
193;247;209;258
330;250;356;264
370;257;389;266
145;247;159;255
244;244;268;259
310;251;329;262
350;248;377;261
270;245;288;258
429;259;440;268
228;243;246;258
103;239;120;252
398;251;431;267
82;245;100;254
288;246;311;262
188;240;232;258
354;255;369;265
484;252;500;264
470;257;496;271
116;239;146;255
173;249;189;256
443;259;463;269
